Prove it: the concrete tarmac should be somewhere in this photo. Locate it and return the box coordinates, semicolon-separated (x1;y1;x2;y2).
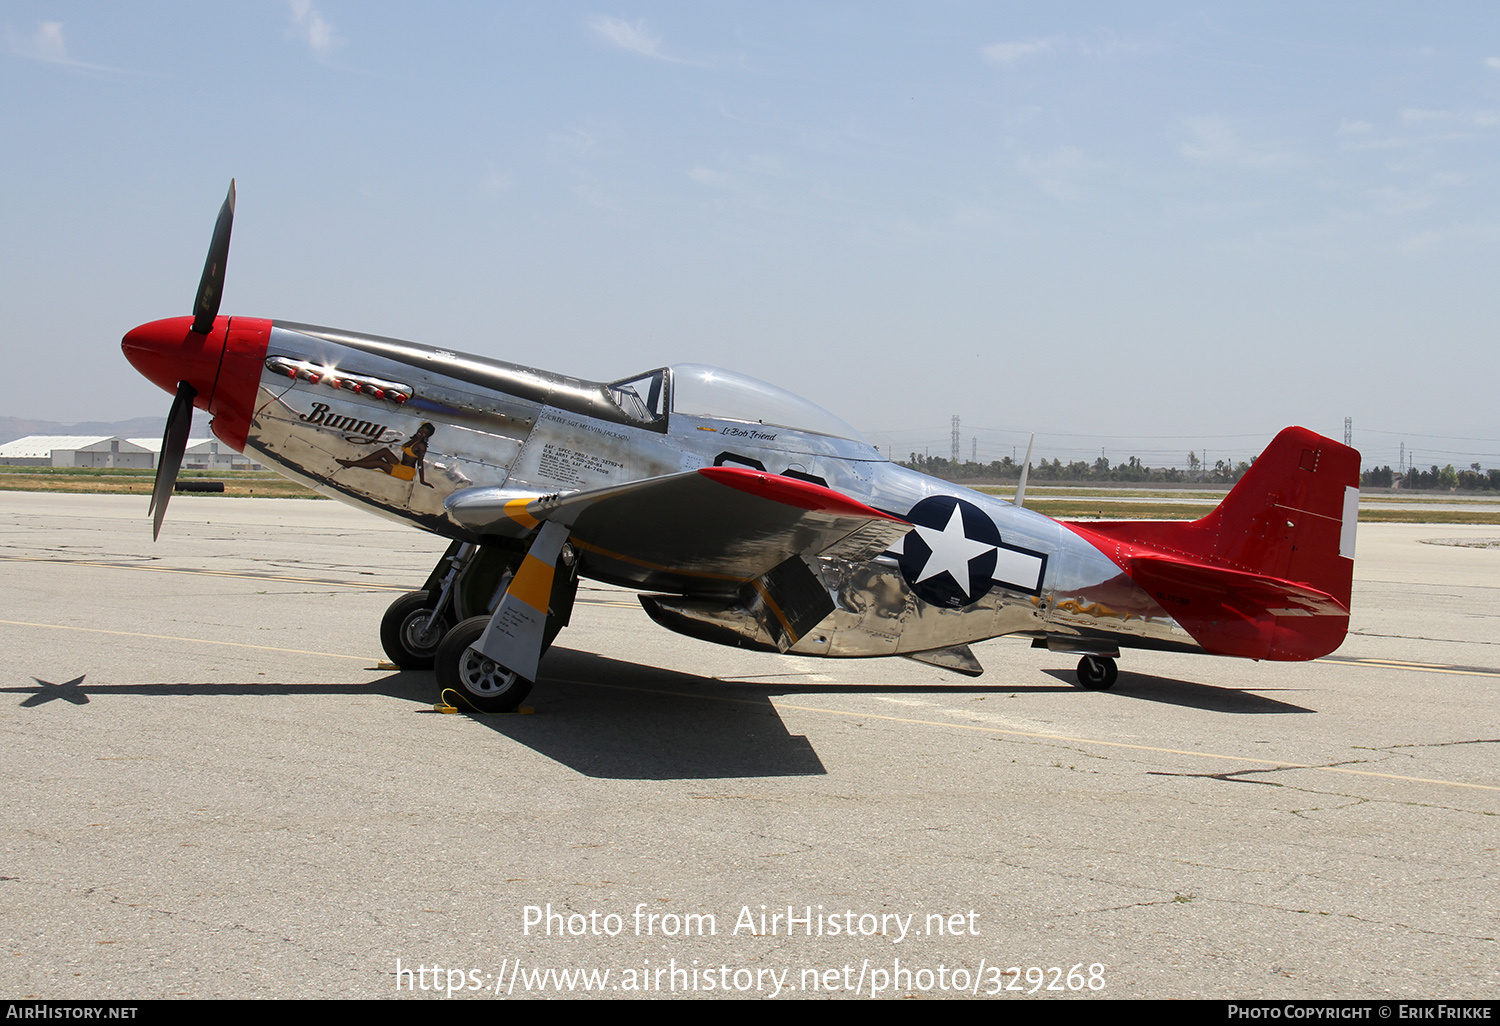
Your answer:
1;493;1495;1000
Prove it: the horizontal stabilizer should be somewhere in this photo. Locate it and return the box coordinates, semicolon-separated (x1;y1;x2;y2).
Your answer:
1131;556;1347;618
1128;555;1349;660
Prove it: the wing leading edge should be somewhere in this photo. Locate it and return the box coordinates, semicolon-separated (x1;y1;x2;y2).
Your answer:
445;466;911;595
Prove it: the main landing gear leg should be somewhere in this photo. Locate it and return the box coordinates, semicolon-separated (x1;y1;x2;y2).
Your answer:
1075;655;1119;691
436;521;577;713
379;541;476;670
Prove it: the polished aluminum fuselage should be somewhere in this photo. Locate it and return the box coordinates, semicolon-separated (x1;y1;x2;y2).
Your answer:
244;323;1193;660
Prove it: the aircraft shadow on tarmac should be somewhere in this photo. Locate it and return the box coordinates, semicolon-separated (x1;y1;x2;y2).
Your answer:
1037;669;1316;714
6;651;1311;779
468;649;832;780
5;674;436;708
4;657;830;781
480;650;1315;777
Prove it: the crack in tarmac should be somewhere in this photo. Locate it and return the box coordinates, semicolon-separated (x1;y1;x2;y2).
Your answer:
1146;766;1495;817
1070;882;1498;943
1347;630;1500;646
1372;738;1499;750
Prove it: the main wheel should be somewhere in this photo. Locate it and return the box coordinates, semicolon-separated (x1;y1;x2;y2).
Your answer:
1075;655;1118;691
379;590;452;670
435;616;533;713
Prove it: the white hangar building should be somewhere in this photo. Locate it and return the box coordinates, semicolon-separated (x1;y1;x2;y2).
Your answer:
0;436;154;468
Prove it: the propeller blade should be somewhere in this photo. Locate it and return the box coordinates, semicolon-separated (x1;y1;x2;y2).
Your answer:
149;381;198;540
191;179;236;335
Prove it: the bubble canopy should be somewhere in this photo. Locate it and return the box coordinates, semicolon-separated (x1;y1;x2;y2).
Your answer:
669;363;872;443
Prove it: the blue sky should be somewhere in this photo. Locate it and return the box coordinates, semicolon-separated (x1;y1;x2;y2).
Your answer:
4;2;1498;470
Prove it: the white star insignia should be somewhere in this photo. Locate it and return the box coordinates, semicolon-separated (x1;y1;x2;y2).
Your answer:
909;504;995;591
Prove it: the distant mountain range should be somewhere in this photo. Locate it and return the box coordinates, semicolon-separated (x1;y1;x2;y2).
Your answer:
0;412;211;446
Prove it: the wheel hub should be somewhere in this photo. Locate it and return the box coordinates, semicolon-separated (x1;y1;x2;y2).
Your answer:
461;647;517;697
401;611;444;653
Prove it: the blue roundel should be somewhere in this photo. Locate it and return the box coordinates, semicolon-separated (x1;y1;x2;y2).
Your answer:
895;496;1001;608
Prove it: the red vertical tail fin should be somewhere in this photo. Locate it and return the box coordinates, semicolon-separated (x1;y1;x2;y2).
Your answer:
1067;428;1361;660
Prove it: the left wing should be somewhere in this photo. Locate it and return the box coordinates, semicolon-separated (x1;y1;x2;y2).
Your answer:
445;466;911;595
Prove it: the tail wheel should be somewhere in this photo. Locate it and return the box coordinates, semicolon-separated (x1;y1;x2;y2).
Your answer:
435;616;533;713
1075;655;1118;691
379;590;451;670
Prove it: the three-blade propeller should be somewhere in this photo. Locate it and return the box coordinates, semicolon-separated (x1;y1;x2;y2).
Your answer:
148;178;235;538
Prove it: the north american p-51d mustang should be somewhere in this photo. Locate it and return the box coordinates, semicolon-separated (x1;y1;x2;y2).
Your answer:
123;183;1361;711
